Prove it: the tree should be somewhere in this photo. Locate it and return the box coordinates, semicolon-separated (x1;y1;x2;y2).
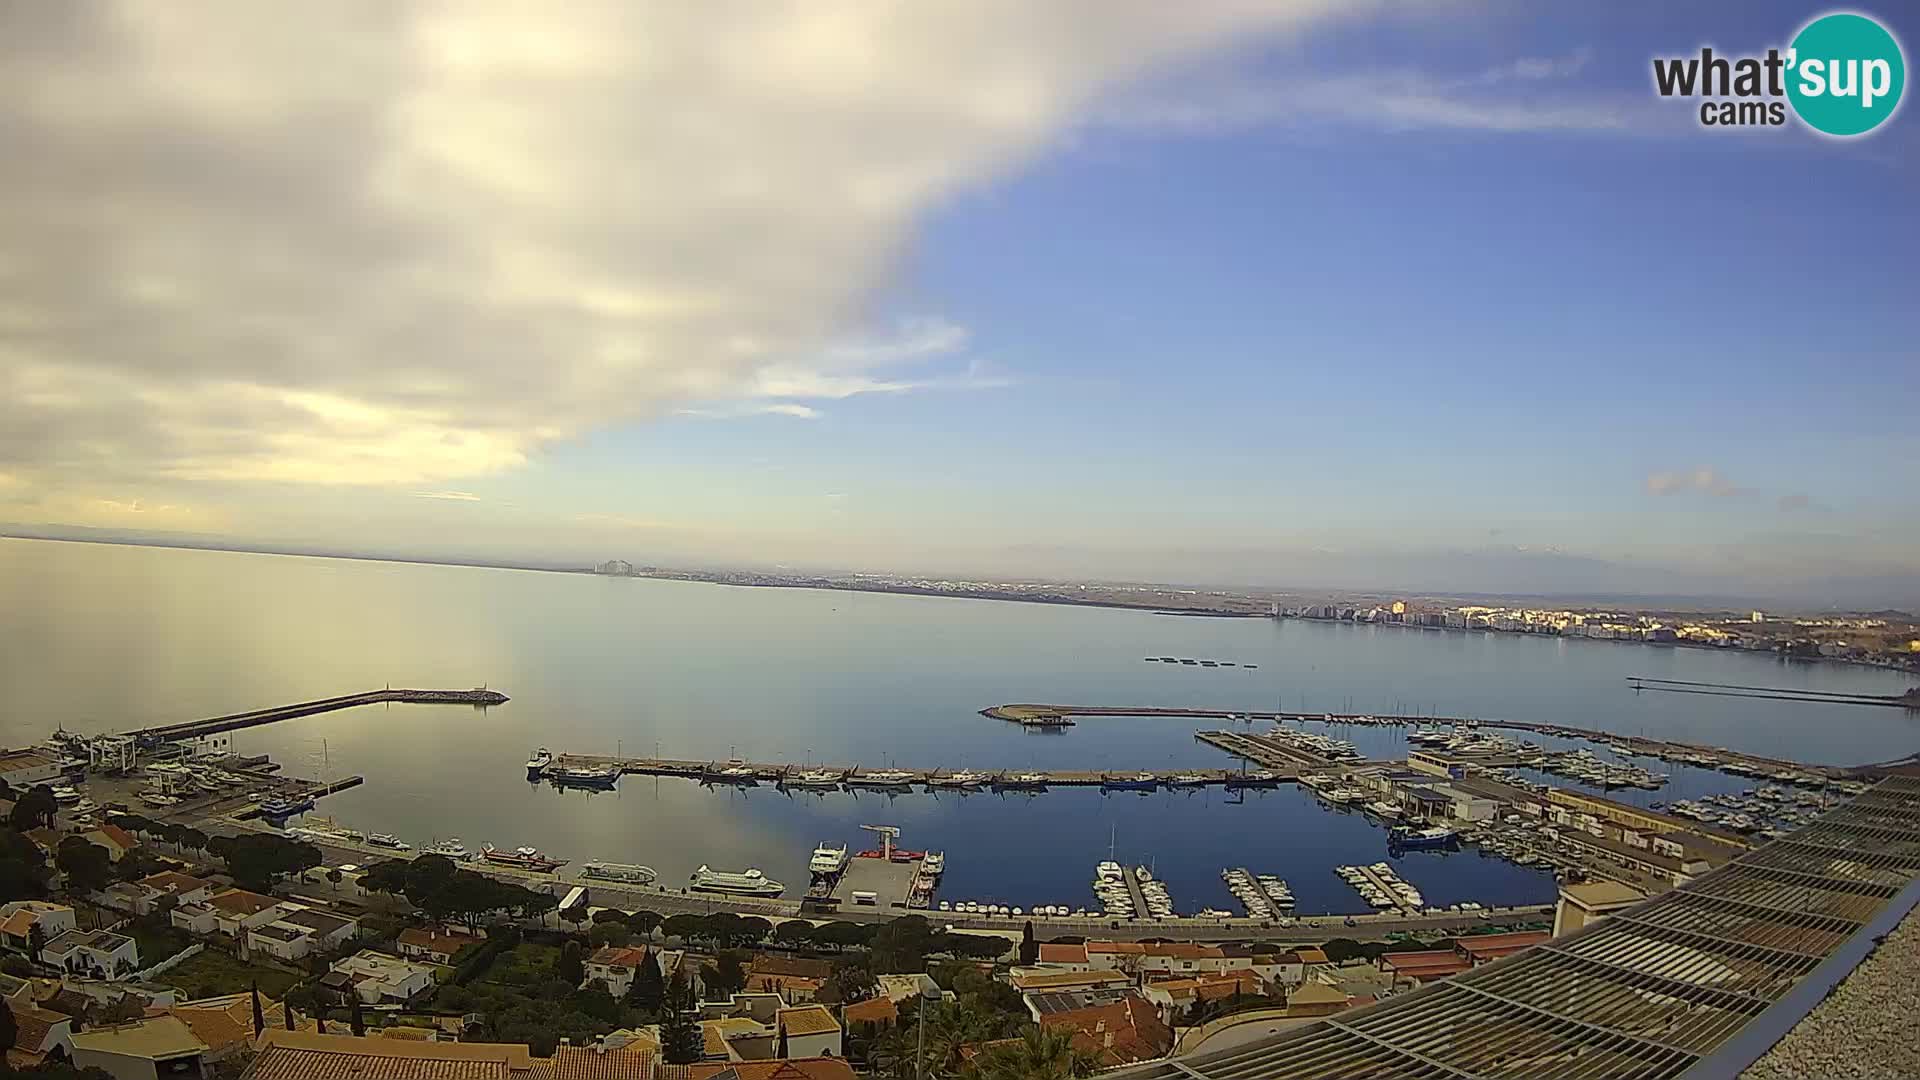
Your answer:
560;902;590;930
624;910;662;939
349;994;366;1037
625;954;665;1014
659;967;703;1065
700;950;748;998
27;924;48;961
971;1024;1099;1080
557;941;585;986
660;913;703;944
817;957;879;1006
251;983;265;1037
284;1000;296;1031
591;908;630;925
10;785;58;831
772;919;815;948
326;869;343;892
56;837;114;894
1019;920;1038;965
588;922;631;949
0;989;16;1050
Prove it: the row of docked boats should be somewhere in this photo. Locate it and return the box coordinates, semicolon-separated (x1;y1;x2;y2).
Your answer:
1337;862;1424;910
1264;725;1365;762
526;749;623;789
1221;867;1293;918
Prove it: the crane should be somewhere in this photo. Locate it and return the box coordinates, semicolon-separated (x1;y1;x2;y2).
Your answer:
859;824;901;861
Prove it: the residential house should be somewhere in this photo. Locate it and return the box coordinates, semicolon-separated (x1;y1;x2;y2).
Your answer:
239;1030;542;1080
322;950;437;1005
1134;942;1247;978
246;908;359;962
41;929;140;980
69;1015;209;1080
169;905;219;936
705;1015;777;1061
1454;931;1550;967
1033;942;1092;970
1282;981;1350;1018
395;925;483;964
0;901;76;954
205;890;290;938
137;871;216;910
5;997;76;1070
775;1004;842;1059
745;954;830;1004
1138;971;1264;1022
840;994;896;1038
0;750;64;788
1379;949;1471;987
1008;969;1131;995
681;1059;857;1080
170;993;293;1063
584;945;653;998
872;974;941;1006
1037;994;1173;1069
1084;940;1146;973
548;1044;658;1078
81;825;140;863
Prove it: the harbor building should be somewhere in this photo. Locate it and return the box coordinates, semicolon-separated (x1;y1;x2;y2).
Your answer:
1552;879;1645;937
0;749;65;788
1545;788;1752;847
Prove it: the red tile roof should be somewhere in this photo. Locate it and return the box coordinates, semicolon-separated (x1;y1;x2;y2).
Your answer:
1039;994;1174;1068
840;996;897;1025
549;1044;656;1079
1455;931;1550;961
684;1059;856;1080
1036;943;1089;965
586;946;650;970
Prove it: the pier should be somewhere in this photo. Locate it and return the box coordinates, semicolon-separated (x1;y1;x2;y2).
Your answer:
1342;864;1419;915
1194;730;1340;771
127;687;509;743
540;753;1249;790
985;703;1852;779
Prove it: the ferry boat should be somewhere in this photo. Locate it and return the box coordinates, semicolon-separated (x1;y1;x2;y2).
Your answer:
1101;772;1159;791
783;768;844;789
525;748;553;778
424;839;474;861
809;842;850;876
366;833;410;850
548;765;620;789
1389;825;1461;850
690;865;785;897
929;770;989;788
846;769;918;788
993;772;1049;791
482;845;566;873
582;861;658;884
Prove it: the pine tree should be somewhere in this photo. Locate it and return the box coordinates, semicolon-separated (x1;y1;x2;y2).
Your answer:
1019;920;1038;965
251;982;265;1036
659;966;703;1064
625;954;665;1013
349;994;366;1037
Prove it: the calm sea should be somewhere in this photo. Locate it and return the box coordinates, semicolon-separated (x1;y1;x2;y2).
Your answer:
4;537;1914;915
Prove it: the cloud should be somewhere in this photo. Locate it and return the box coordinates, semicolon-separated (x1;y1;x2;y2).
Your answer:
1777;493;1825;512
0;1;1363;494
1102;48;1656;136
1645;467;1748;498
411;490;482;501
677;403;823;420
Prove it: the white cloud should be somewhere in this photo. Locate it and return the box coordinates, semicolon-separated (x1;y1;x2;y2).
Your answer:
0;0;1363;496
1102;48;1654;135
412;490;483;501
1645;467;1747;498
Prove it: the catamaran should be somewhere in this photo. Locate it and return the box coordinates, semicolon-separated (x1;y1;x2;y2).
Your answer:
690;865;785;897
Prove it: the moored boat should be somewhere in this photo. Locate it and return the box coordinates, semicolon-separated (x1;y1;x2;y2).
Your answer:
582;861;658;884
548;764;620;789
1101;772;1159;792
690;865;785;897
846;769;919;788
525;748;553;777
809;842;850;876
1389;825;1460;850
783;768;845;789
481;844;566;873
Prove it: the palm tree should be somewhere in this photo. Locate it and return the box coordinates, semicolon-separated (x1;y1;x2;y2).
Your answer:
970;1025;1099;1080
867;999;1006;1080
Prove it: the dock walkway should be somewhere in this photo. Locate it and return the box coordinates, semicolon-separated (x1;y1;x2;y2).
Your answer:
544;753;1249;789
1345;864;1420;916
129;688;508;742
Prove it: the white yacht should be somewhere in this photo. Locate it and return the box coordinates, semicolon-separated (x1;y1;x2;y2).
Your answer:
809;842;850;876
424;839;473;861
922;851;945;875
690;865;785;897
525;748;553;776
582;862;658;884
784;769;844;789
846;769;918;788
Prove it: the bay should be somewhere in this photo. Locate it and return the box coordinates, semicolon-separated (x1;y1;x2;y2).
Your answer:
4;537;1914;917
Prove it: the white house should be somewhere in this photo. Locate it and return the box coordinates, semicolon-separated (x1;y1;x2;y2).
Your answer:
41;929;140;980
775;1005;842;1059
170;904;219;936
137;871;216;910
69;1015;209;1080
583;945;652;998
5;998;76;1069
0;902;77;954
395;926;481;965
246;907;359;961
324;951;437;1004
204;889;290;938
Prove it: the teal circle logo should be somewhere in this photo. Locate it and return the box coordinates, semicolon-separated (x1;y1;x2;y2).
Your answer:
1787;12;1905;136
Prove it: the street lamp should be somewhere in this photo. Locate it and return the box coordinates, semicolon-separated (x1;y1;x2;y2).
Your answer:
915;982;942;1080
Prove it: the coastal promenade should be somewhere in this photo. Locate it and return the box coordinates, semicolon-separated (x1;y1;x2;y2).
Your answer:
541;751;1266;789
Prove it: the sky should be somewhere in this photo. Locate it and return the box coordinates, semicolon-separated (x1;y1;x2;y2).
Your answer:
1;2;1915;604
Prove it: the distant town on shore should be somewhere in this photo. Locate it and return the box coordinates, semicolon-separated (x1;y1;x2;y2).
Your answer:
599;561;1920;676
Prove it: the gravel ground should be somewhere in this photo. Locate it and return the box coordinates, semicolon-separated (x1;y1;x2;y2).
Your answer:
1743;903;1920;1079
